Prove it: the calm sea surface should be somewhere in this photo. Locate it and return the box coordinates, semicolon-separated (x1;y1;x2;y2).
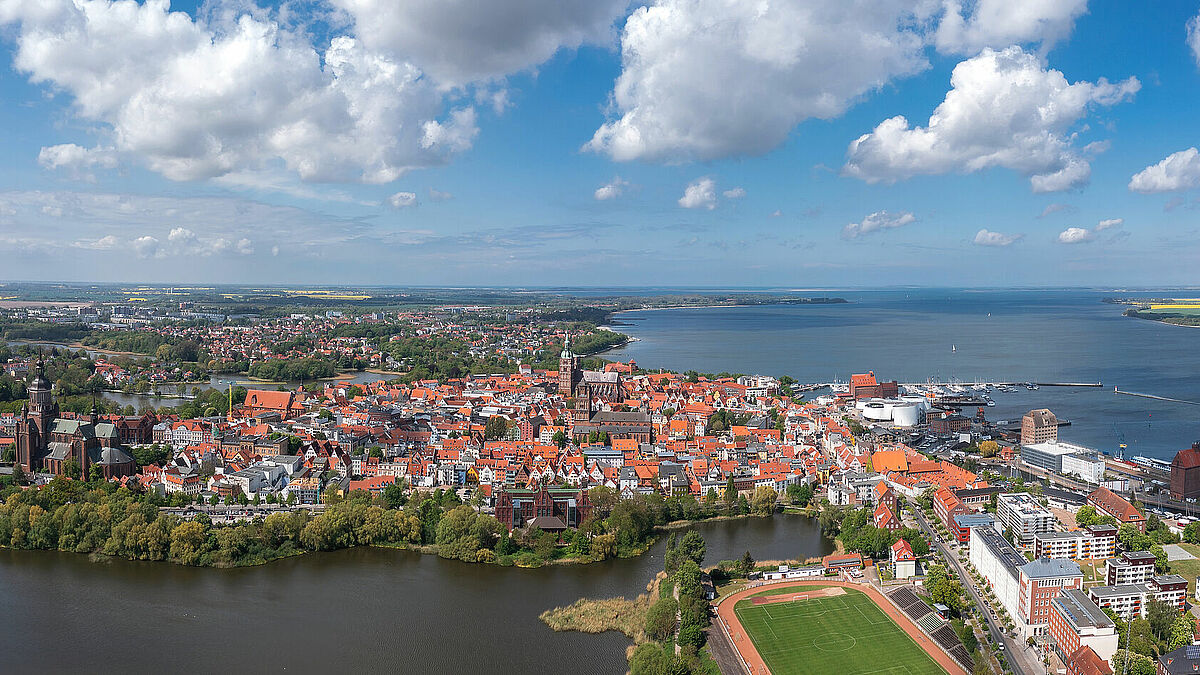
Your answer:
0;514;831;674
603;289;1200;461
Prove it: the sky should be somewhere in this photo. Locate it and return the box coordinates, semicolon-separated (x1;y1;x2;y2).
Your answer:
1;0;1199;288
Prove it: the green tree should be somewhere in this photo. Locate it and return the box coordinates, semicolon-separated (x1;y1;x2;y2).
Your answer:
552;430;567;450
62;459;82;480
644;595;678;642
1169;613;1196;651
750;486;778;516
677;530;706;566
1111;649;1156;675
484;416;509;441
740;550;755;575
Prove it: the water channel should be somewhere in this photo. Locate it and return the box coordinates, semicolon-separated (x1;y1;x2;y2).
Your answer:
0;514;831;673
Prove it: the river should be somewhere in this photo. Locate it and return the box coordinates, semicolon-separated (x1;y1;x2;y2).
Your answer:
0;514;831;674
603;289;1200;462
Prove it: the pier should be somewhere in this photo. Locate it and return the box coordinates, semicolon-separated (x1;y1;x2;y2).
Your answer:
1113;387;1200;406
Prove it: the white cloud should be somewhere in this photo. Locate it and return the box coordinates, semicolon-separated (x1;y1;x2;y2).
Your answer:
1096;218;1123;231
934;0;1088;55
973;229;1022;247
0;0;480;184
1039;203;1072;218
1057;226;1094;244
388;191;418;208
678;178;717;210
1128;148;1200;193
74;235;120;250
37;143;117;176
586;0;930;162
770;209;783;218
594;176;630;201
844;47;1138;193
842;210;915;239
429;188;453;202
328;0;628;86
722;187;746;199
1188;12;1200;66
133;235;160;259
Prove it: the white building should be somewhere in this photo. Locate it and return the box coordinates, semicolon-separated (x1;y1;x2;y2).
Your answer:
1062;452;1106;485
996;492;1057;549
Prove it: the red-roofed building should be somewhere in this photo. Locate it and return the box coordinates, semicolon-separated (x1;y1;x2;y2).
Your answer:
849;371;898;400
891;538;916;579
244;389;297;420
1065;646;1111;675
874;502;901;532
1087;487;1145;532
1171;442;1200;500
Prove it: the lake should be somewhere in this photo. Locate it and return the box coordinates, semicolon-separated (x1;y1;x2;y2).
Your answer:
603;288;1200;461
0;514;831;674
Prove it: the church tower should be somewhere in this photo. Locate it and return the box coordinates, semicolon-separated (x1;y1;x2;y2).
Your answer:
558;333;579;397
16;359;57;472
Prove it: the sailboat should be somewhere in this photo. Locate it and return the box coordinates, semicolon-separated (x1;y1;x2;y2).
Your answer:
951;345;956;353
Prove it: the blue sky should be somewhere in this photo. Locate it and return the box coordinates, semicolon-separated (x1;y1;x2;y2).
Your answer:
1;0;1199;287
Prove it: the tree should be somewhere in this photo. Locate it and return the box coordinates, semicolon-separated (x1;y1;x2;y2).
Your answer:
750;486;777;516
978;440;999;458
1111;649;1156;675
1150;544;1170;573
62;459;82;480
1147;599;1177;642
552;430;567;450
644;596;678;641
740;550;755;575
1184;521;1200;545
677;531;706;566
484;416;509;441
1169;613;1196;650
1119;523;1153;553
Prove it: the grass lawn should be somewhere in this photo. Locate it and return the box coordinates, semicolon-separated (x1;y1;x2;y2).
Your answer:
734;588;948;675
1170;543;1200;595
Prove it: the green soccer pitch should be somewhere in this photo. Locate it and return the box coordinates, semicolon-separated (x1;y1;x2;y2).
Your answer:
732;588;948;675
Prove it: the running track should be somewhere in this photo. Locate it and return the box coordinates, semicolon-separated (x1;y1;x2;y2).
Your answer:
713;580;967;675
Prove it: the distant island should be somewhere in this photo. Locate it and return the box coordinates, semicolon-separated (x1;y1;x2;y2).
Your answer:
1106;297;1200;327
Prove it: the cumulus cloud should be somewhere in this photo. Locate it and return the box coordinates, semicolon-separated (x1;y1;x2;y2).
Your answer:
934;0;1088;55
1128;148;1200;193
1096;218;1123;231
133;235;160;259
678;178;717;210
586;0;930;162
429;188;453;201
722;187;746;199
388;191;418;208
1057;227;1094;244
38;144;118;178
329;0;628;86
594;176;630;201
0;0;480;184
973;229;1022;247
844;47;1139;193
842;210;915;239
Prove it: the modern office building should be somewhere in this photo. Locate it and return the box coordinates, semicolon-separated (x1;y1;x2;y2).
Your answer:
997;492;1058;549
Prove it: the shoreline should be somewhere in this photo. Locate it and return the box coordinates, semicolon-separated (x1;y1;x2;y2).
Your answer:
0;509;815;570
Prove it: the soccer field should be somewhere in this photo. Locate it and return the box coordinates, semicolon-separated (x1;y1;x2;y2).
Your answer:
733;589;948;675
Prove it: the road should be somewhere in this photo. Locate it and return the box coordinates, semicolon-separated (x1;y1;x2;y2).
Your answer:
912;507;1040;675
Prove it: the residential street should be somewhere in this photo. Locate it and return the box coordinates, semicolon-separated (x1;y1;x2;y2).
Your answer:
912;507;1042;675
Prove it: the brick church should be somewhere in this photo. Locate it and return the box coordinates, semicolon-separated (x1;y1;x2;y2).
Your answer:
14;360;137;479
558;335;652;443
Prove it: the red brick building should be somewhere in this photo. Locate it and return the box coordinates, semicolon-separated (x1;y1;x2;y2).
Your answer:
1170;442;1200;500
